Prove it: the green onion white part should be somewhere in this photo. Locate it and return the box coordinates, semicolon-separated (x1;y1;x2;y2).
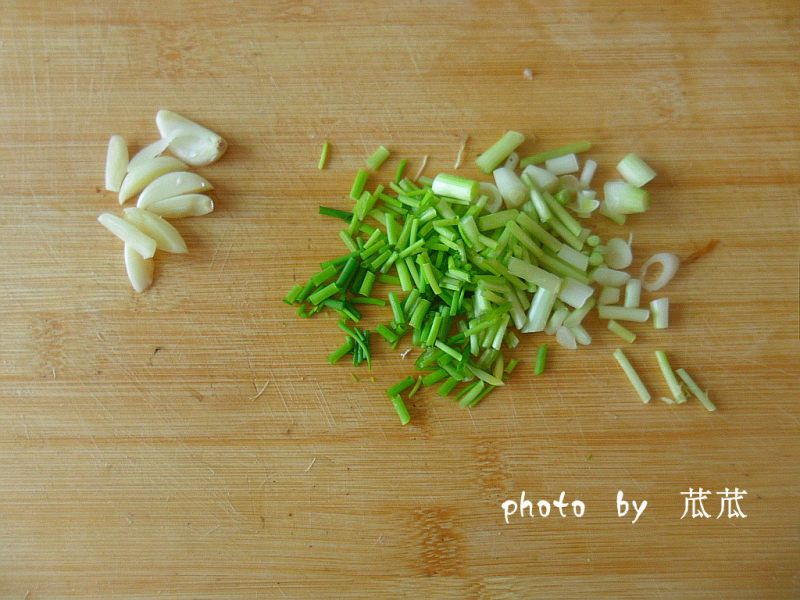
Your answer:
604;237;633;269
603;181;651;215
545;153;580;175
624;278;642;307
617;153;657;187
493;167;528;208
641;252;679;291
650;297;670;329
598;286;621;305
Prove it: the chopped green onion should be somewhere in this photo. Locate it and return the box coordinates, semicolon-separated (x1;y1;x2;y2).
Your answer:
391;395;411;425
375;323;399;344
308;281;340;305
654;350;687;404
624;278;642;308
422;368;448;386
650;297;669;329
437;376;461;397
335;257;360;290
617;153;656;187
612;348;651;403
395;159;407;183
534;344;549;375
350;169;369;200
434;340;463;362
607;319;636;343
431;173;479;203
598;286;621;305
366;145;390;170
284;283;303;305
676;368;716;412
407;375;424;399
519;141;591;169
545;153;579;175
476;130;525;174
459;380;486;407
318;141;330;170
603;181;651;214
318;206;353;221
563;298;595;328
597;305;650;323
328;338;354;364
386;376;416;398
466;364;505;387
351;297;386;306
311;264;340;286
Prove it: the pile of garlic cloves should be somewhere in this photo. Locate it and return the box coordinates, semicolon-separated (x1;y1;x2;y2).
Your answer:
98;110;227;292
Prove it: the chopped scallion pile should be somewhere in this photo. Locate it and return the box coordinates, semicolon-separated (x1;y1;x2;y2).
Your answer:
285;132;714;423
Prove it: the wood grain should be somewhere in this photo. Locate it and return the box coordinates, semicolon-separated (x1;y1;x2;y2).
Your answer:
0;1;798;598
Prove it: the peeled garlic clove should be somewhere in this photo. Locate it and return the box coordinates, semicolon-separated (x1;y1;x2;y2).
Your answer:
123;207;188;254
104;135;128;192
145;194;214;218
126;138;173;173
98;213;157;259
155;109;227;167
136;171;213;208
118;155;187;204
124;243;154;292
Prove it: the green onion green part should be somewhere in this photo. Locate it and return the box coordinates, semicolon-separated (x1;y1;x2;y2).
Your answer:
476;131;525;174
350;169;369;200
654;350;687;404
519;141;591;169
391;395;411;425
607;319;637;343
318;141;330;170
613;348;651;403
386;376;416;398
534;344;549;375
676;368;716;412
367;145;390;170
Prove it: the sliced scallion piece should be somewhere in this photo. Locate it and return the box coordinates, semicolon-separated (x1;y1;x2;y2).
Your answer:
476;130;525;174
613;348;651;403
318;141;330;170
366;145;390;170
617;153;656;187
676;368;716;412
534;344;549;375
654;350;687;404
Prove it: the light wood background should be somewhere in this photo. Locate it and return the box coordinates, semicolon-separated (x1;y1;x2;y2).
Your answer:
1;1;798;598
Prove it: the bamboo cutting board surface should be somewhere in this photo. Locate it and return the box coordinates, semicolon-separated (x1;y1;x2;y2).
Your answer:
1;1;798;598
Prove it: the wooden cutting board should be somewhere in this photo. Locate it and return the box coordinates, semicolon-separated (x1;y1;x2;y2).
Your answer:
1;1;798;597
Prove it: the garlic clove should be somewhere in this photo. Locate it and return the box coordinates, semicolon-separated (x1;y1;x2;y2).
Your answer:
145;194;214;218
104;135;128;192
155;109;227;167
124;243;154;292
136;171;213;208
126;138;173;173
123;207;188;254
98;213;157;259
118;155;187;204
